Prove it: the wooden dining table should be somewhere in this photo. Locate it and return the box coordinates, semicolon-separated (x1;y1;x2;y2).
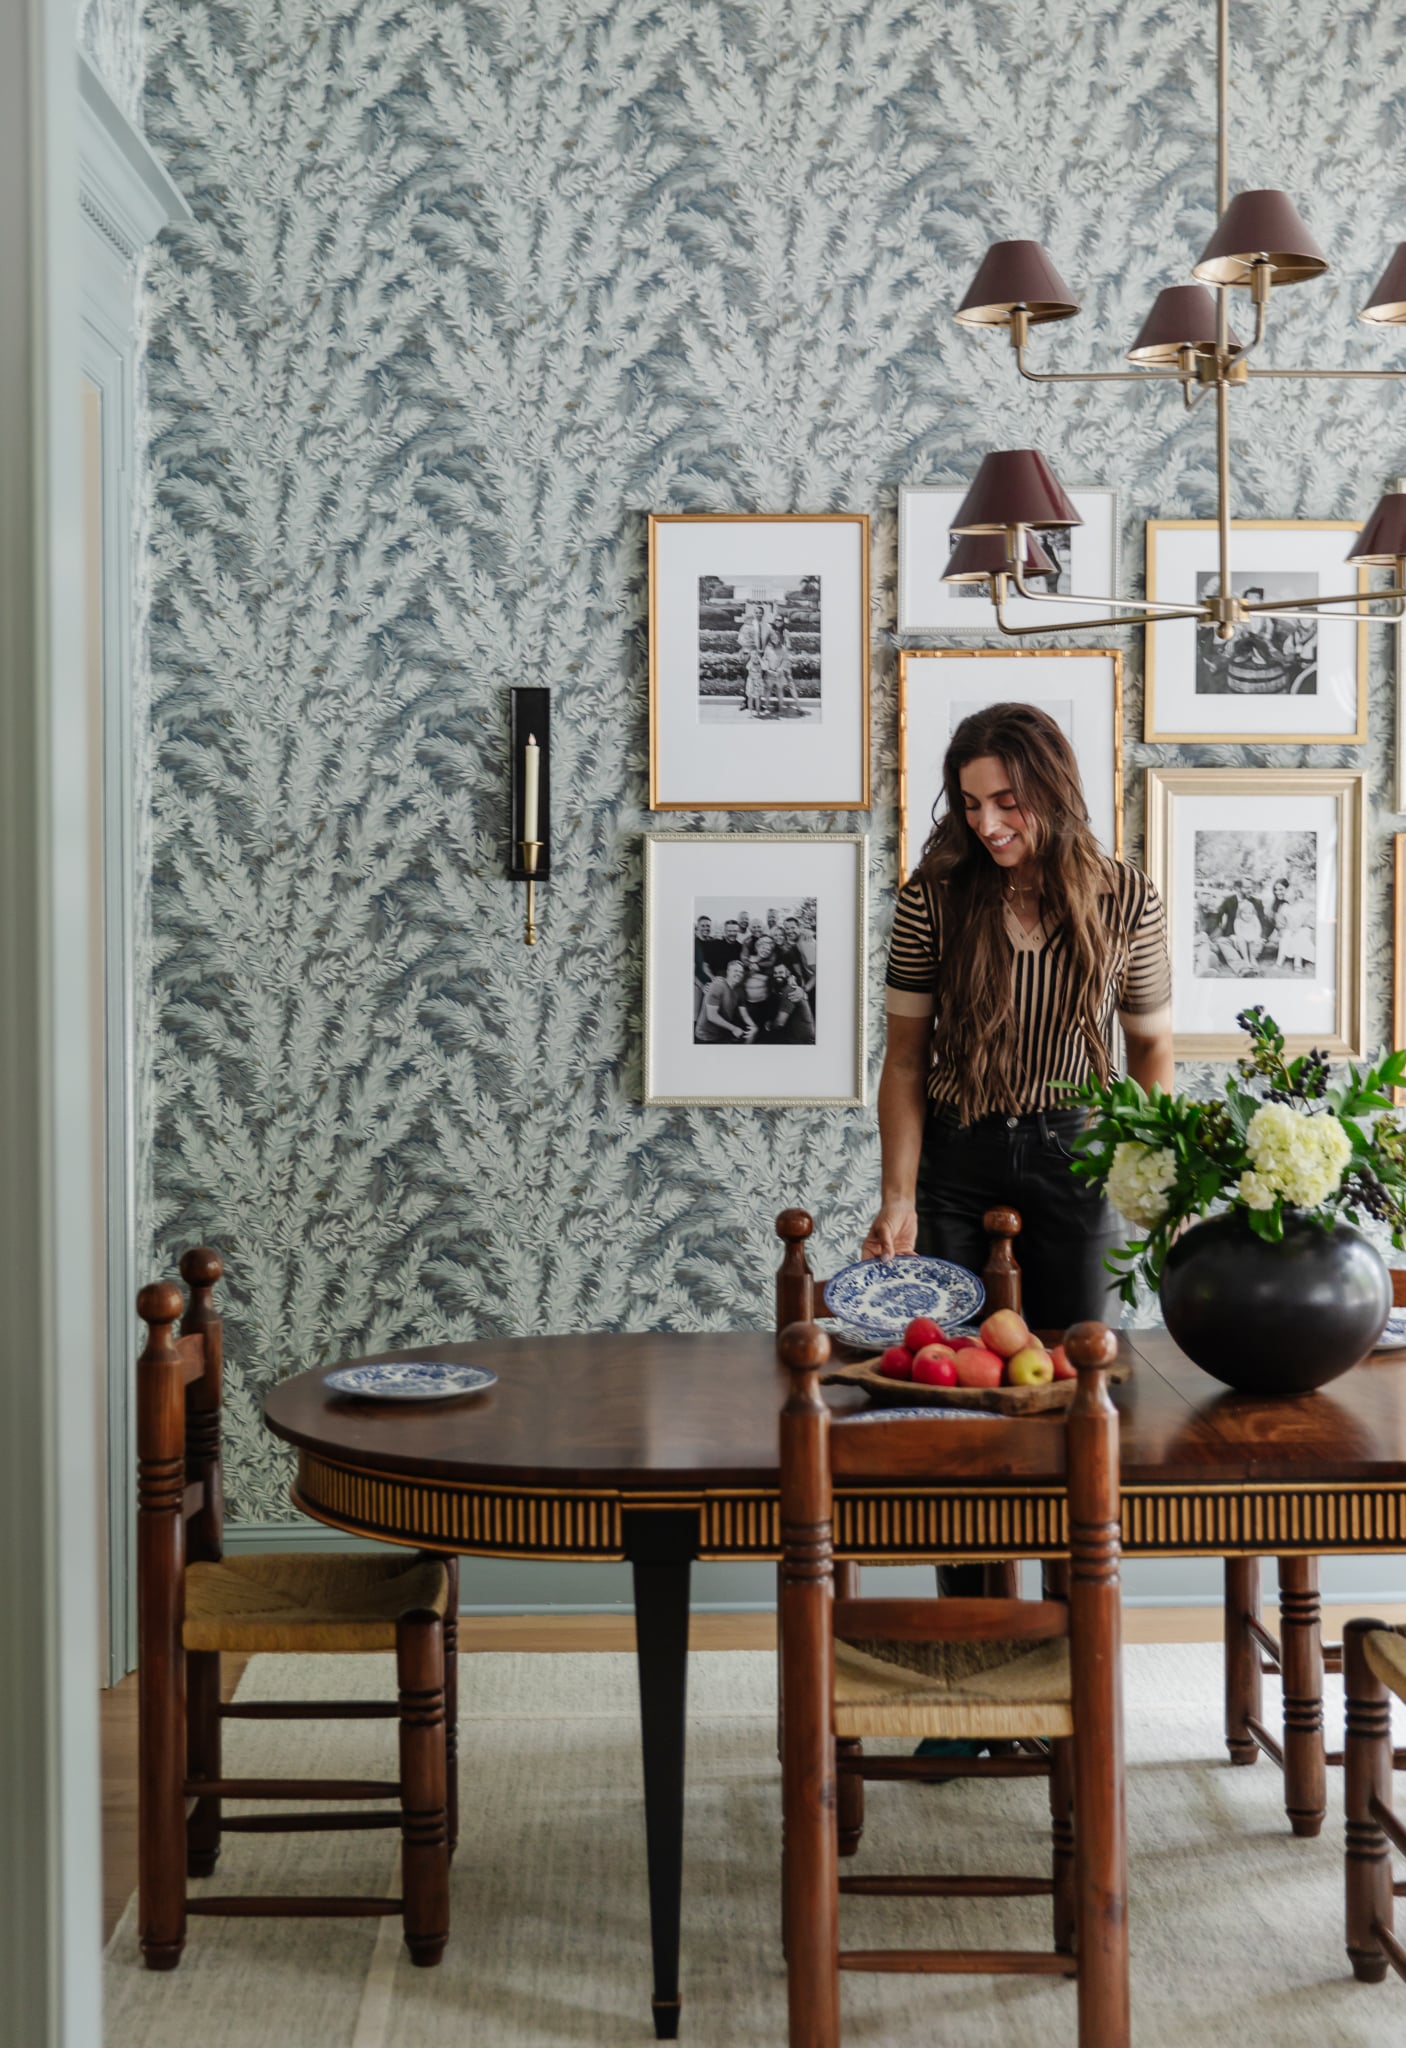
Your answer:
263;1325;1406;2038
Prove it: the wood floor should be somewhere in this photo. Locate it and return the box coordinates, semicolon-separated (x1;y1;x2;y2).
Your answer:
101;1602;1406;1946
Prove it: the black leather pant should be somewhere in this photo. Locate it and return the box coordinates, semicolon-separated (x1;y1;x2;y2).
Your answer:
916;1104;1123;1603
915;1105;1123;1331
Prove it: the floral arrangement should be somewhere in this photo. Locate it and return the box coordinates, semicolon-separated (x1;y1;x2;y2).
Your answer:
1058;1008;1406;1305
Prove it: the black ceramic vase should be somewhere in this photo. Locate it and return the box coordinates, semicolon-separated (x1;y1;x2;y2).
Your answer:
1159;1210;1390;1397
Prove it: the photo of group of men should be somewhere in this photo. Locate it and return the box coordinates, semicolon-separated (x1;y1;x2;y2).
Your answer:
693;897;817;1045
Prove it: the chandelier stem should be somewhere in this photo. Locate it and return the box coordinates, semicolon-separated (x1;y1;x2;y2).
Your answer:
1217;0;1229;214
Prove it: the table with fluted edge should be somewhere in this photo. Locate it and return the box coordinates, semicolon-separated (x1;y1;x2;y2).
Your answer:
264;1326;1406;2036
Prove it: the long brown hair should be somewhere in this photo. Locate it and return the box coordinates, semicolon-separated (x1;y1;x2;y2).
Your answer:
916;702;1120;1119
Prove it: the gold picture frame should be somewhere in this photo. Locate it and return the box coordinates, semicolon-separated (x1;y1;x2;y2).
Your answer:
1144;519;1368;745
897;647;1124;885
647;511;871;811
1144;765;1366;1058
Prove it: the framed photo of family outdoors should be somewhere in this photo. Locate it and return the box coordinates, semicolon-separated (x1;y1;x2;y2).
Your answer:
1144;766;1366;1058
642;833;867;1106
897;484;1119;634
647;512;871;811
897;648;1123;884
1144;519;1368;743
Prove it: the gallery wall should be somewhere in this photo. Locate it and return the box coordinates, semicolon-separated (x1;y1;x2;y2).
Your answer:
136;0;1406;1521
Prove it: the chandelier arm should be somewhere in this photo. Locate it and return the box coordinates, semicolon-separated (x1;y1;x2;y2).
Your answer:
993;594;1197;636
1244;589;1399;610
1013;341;1184;386
1008;562;1203;616
1245;366;1406;381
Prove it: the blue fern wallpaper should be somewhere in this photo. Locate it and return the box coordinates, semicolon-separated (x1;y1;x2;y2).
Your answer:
136;0;1406;1519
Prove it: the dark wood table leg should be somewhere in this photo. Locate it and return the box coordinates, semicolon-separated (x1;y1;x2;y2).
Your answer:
1279;1553;1327;1838
1224;1555;1262;1766
625;1507;699;2042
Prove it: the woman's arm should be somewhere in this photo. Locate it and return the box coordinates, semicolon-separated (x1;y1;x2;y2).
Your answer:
1125;1027;1174;1096
861;1012;931;1259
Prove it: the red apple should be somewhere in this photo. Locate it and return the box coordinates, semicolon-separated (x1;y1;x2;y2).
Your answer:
1005;1346;1054;1387
954;1345;1003;1389
980;1308;1030;1359
879;1346;913;1381
1048;1344;1076;1382
911;1342;957;1375
947;1333;981;1351
912;1350;958;1388
903;1316;945;1353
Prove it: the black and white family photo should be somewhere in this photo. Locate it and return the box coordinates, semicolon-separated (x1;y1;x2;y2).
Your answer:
1194;571;1319;695
1193;828;1318;980
693;896;817;1044
1025;524;1073;595
696;575;821;724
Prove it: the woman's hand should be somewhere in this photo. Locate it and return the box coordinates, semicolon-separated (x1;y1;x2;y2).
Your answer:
862;1202;918;1261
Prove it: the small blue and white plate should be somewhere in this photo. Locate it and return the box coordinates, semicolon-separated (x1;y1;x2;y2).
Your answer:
1374;1310;1406;1353
324;1360;498;1402
849;1407;1004;1424
823;1256;985;1347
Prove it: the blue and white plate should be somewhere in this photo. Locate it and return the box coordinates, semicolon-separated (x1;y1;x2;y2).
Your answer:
823;1256;985;1347
324;1360;498;1402
1374;1309;1406;1353
849;1407;1004;1424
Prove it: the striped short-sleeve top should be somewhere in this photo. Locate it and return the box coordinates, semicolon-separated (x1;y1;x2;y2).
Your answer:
884;860;1172;1116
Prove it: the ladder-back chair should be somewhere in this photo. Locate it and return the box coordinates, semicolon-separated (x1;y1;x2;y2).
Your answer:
778;1317;1129;2048
137;1250;457;1969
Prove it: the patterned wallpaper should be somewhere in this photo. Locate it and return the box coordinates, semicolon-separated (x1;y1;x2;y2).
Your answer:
80;0;145;127
139;0;1406;1518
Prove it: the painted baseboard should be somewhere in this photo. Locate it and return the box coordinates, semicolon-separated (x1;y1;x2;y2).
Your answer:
223;1519;1406;1613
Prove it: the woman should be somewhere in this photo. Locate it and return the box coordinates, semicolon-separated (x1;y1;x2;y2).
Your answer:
863;702;1173;1332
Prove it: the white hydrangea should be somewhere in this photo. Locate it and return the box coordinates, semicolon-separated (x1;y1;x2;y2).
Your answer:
1236;1102;1352;1212
1105;1141;1179;1228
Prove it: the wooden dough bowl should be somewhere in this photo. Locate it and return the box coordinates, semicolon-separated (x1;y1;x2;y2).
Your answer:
821;1354;1130;1415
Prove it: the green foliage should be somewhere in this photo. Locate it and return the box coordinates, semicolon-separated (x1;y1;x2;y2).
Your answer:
1056;1010;1406;1307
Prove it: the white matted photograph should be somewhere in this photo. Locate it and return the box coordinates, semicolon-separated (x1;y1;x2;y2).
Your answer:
1144;766;1366;1057
897;485;1118;634
897;649;1123;883
649;514;869;809
644;835;866;1104
1145;520;1367;742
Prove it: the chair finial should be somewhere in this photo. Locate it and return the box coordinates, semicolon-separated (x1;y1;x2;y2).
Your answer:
775;1207;814;1244
1066;1320;1118;1373
778;1320;831;1373
180;1247;223;1288
137;1280;185;1330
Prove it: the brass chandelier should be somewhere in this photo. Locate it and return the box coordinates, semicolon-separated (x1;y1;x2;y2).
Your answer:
948;0;1406;643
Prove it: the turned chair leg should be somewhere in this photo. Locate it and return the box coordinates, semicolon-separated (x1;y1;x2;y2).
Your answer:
1279;1555;1326;1838
185;1648;222;1877
443;1559;460;1859
397;1608;450;1968
1345;1619;1394;1983
1224;1556;1262;1767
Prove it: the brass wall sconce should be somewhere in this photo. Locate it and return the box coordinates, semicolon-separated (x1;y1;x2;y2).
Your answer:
508;687;550;946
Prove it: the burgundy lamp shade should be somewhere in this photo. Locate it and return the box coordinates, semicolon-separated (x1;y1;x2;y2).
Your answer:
954;240;1080;327
1346;495;1406;564
941;532;1056;583
951;450;1083;534
1192;190;1328;287
1361;244;1406;324
1126;283;1242;364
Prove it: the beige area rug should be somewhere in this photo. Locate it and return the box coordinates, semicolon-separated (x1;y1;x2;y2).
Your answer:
105;1643;1404;2046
